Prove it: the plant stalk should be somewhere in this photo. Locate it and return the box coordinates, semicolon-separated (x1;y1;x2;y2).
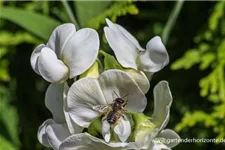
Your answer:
162;0;184;45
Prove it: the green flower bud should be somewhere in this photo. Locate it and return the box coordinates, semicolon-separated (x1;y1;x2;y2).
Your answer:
133;113;156;147
80;61;99;78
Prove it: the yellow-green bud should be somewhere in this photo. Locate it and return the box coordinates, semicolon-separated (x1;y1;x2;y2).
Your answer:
133;113;156;147
80;61;99;78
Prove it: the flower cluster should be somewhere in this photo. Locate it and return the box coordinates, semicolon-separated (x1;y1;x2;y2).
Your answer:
31;19;180;150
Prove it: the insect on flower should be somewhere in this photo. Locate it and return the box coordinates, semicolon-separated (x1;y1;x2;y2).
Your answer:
93;92;129;126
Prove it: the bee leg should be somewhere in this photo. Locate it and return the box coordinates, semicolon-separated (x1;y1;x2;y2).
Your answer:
102;115;107;121
93;105;109;113
121;114;128;121
122;99;128;107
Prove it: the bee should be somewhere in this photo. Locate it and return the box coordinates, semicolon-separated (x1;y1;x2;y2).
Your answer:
106;97;127;124
93;92;128;125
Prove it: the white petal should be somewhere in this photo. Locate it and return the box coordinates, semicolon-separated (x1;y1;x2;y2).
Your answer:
116;26;144;52
64;113;82;135
46;123;70;150
152;81;172;131
99;70;147;113
30;44;45;74
134;128;159;149
125;69;150;94
157;129;180;148
46;23;76;58
45;83;65;123
59;133;128;150
38;47;69;83
102;120;111;142
63;83;83;134
105;18;144;51
150;143;171;150
114;117;131;142
105;18;118;31
138;36;169;72
67;78;106;128
104;26;138;69
37;119;55;147
62;28;99;78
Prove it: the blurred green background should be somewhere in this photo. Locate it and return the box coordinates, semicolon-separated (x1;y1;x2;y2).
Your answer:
0;1;224;150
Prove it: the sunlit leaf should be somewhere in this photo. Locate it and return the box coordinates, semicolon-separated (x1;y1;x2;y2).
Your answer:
171;49;200;70
0;135;17;150
74;1;111;27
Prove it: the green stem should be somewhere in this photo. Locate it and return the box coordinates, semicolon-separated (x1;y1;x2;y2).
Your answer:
162;0;184;45
61;0;80;29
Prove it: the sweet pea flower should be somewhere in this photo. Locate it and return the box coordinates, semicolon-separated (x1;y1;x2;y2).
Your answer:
66;69;147;143
104;19;169;73
38;83;82;149
133;81;180;150
31;23;99;83
38;81;178;150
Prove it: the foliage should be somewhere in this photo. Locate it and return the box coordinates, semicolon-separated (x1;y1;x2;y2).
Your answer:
74;1;112;28
1;7;61;40
87;1;138;29
172;1;225;140
0;85;19;150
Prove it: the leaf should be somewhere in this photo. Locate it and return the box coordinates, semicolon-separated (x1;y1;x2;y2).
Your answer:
99;50;122;70
171;49;200;70
0;31;41;46
87;1;139;29
74;1;111;27
0;7;61;40
0;86;19;146
0;135;17;150
199;52;215;70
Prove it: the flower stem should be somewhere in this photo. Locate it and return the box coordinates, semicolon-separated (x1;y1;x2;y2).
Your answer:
162;0;184;45
61;0;80;29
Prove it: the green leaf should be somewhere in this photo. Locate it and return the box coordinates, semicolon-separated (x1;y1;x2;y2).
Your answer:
0;85;19;146
74;1;111;27
171;49;200;70
0;31;41;46
199;52;215;70
99;50;122;70
87;1;139;29
0;7;61;40
0;135;17;150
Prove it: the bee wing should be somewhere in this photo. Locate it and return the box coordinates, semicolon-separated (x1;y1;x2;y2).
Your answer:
93;105;109;113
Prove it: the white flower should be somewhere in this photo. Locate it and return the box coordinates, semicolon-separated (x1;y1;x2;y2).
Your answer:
134;81;180;150
31;23;99;83
66;69;147;142
38;83;82;149
104;19;169;73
